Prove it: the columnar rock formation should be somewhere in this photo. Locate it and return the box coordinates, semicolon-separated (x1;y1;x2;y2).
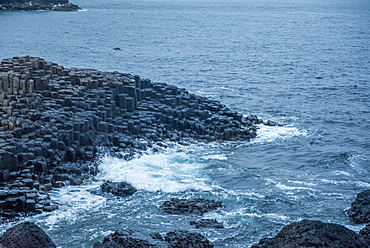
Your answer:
0;56;261;220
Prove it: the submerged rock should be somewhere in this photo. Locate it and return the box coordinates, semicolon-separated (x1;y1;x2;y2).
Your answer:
348;189;370;224
0;221;56;248
160;198;223;215
251;219;367;248
100;181;137;196
190;218;224;229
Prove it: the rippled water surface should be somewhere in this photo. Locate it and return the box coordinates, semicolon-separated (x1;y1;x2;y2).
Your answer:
0;0;370;247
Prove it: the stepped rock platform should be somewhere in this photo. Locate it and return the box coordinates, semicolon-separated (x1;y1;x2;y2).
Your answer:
0;56;262;221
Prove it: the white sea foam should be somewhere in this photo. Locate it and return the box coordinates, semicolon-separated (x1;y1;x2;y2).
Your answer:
202;154;228;160
45;183;106;226
321;179;370;188
97;150;212;193
349;155;370;174
265;178;317;192
251;123;307;144
204;208;290;229
275;182;317;192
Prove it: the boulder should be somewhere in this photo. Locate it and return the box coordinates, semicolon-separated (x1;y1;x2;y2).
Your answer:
101;181;137;196
93;229;214;248
348;189;370;224
360;224;370;245
251;219;367;248
0;221;56;248
160;198;223;215
93;229;165;248
164;230;214;248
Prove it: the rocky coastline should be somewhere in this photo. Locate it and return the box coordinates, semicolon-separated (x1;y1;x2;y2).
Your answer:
0;0;80;11
0;56;369;247
0;55;262;222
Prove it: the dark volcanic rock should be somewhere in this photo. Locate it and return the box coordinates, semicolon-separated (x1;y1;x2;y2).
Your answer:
93;229;166;248
190;218;224;229
360;224;370;245
101;180;137;196
0;0;80;11
93;229;214;248
0;55;260;220
0;221;56;248
164;230;214;248
348;189;370;224
160;198;223;215
251;219;367;248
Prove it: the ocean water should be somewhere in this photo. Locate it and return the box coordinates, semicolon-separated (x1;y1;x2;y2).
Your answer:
1;0;370;247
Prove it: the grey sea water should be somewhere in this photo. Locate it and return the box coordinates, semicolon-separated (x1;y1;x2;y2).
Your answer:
0;0;370;247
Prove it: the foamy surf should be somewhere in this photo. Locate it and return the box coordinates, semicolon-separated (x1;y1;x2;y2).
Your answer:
97;150;213;193
46;183;106;226
252;123;307;144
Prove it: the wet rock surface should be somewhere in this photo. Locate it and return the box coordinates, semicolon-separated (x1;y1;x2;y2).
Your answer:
190;218;224;229
93;229;166;248
93;229;214;248
251;219;367;248
0;0;80;11
348;189;370;224
0;56;260;221
160;198;223;215
0;221;56;248
100;180;137;196
164;230;214;248
360;224;370;245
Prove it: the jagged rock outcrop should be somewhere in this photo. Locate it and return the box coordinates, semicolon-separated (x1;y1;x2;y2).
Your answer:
164;230;214;248
100;181;137;196
0;0;80;11
251;219;367;248
160;198;223;215
360;224;370;245
0;221;56;248
348;189;370;224
93;229;214;248
0;56;261;220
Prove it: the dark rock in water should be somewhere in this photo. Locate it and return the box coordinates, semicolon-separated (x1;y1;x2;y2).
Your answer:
360;224;370;245
93;229;166;248
0;221;56;248
348;189;370;224
251;219;367;248
160;198;223;215
263;120;282;127
94;229;214;248
0;0;80;11
190;218;224;229
52;2;80;11
164;230;214;248
101;180;137;196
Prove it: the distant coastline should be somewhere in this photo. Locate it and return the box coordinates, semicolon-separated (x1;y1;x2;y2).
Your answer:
0;0;80;11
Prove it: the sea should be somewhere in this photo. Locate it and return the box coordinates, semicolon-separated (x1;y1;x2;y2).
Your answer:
0;0;370;247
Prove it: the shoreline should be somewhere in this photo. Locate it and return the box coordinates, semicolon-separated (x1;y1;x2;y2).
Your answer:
0;55;263;221
0;0;80;11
